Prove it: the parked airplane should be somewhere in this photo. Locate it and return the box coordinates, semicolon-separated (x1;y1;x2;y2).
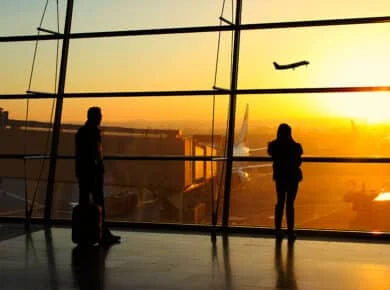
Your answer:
273;60;309;70
231;104;272;182
233;104;266;156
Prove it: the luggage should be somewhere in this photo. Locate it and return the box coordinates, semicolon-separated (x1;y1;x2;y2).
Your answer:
72;203;102;245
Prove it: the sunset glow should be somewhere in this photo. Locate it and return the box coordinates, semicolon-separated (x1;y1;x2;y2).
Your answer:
1;1;390;127
321;93;390;124
374;192;390;202
2;0;390;234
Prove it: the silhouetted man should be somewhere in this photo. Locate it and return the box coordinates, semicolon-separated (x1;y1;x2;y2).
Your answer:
268;123;303;242
75;107;120;244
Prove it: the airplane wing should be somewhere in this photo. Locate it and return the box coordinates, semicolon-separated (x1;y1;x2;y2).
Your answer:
233;163;272;170
232;163;272;182
248;147;267;152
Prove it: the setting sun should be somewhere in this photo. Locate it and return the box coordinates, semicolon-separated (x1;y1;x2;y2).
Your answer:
323;93;390;124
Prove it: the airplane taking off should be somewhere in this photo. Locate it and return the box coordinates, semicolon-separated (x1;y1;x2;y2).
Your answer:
273;60;309;70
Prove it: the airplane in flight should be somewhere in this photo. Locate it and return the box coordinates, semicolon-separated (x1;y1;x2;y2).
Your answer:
273;60;309;70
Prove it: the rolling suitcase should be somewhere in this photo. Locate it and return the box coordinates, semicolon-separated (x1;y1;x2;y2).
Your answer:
72;203;102;245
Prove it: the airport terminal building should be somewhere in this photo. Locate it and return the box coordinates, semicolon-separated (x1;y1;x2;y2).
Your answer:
0;1;390;289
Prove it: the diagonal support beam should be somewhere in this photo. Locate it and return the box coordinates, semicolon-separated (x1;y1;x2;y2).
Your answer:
37;27;61;35
219;17;234;26
44;0;74;223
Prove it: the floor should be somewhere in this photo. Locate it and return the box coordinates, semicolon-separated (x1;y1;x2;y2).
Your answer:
0;224;389;290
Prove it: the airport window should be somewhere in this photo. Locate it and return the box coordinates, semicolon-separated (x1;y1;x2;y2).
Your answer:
1;1;390;234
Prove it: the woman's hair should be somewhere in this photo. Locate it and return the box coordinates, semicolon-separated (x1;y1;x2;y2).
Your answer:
87;106;101;120
277;123;292;141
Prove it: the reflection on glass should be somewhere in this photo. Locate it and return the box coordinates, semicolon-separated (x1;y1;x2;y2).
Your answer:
210;234;233;290
72;244;113;290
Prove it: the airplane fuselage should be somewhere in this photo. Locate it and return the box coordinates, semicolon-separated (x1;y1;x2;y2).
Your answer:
233;144;250;156
273;60;309;70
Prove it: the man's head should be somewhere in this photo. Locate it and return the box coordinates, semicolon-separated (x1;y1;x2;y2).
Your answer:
87;106;102;126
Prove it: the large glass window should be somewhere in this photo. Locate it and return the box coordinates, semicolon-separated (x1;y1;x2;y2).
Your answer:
0;100;56;155
230;162;390;233
71;0;228;32
242;0;390;23
59;96;229;156
0;1;65;36
234;94;390;158
0;42;63;94
66;34;232;92
239;24;390;89
1;1;390;234
0;159;48;218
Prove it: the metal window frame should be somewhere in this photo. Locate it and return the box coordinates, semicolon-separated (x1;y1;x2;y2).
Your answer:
1;1;390;232
1;16;390;42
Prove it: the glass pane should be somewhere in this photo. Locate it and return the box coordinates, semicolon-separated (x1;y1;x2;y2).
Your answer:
230;162;390;233
59;96;229;156
242;0;390;23
0;1;64;36
71;0;229;32
239;24;390;89
52;159;225;225
0;100;55;155
66;33;232;92
1;41;62;94
236;95;390;157
0;159;48;218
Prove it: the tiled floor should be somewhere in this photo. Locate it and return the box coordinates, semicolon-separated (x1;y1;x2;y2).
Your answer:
0;225;389;290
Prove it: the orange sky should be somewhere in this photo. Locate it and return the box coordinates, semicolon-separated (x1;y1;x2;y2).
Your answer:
1;1;390;129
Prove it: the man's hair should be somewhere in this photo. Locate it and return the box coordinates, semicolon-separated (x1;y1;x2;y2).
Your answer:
87;106;101;121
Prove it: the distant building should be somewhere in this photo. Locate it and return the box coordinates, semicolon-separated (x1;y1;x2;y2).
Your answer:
0;111;221;223
0;108;9;128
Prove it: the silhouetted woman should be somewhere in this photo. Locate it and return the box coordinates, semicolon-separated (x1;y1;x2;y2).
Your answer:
268;123;303;242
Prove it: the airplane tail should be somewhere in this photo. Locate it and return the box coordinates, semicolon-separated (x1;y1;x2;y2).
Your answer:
236;104;249;146
273;62;280;69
